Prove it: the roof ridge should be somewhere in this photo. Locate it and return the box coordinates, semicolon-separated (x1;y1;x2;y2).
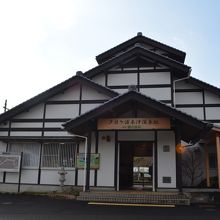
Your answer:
96;34;186;63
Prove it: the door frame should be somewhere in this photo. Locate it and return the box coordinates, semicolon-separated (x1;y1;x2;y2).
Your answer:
117;141;155;191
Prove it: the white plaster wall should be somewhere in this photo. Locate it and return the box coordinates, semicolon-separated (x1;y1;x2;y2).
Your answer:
14;104;44;119
91;74;106;86
45;104;79;119
97;131;115;187
157;131;176;188
43;131;72;137
118;131;154;141
140;72;171;85
44;122;63;128
11;122;43;128
108;73;137;86
140;87;171;100
20;169;39;184
204;91;220;104
0;132;9;136
40;169;75;185
5;169;38;184
82;85;109;100
10;131;42;136
81;103;101;114
175;92;203;105
177;107;204;120
112;88;128;94
139;67;154;70
206;107;220;120
123;67;138;71
49;83;80;101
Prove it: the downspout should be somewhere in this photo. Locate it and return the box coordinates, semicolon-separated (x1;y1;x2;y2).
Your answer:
173;68;192;108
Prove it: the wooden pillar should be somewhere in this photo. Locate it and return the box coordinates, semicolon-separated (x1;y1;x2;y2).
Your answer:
216;135;220;189
85;132;92;192
204;144;210;187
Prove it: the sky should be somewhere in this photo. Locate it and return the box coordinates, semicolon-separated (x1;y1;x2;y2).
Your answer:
0;0;220;113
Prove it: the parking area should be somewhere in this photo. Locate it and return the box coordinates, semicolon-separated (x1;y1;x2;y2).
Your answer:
0;194;219;220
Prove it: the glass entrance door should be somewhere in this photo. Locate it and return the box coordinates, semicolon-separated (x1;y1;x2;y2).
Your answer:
133;156;153;189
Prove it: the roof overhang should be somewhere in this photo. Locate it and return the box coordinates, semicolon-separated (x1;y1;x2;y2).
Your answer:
0;75;118;124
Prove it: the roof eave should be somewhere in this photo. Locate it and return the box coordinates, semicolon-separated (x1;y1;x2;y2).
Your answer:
96;35;186;64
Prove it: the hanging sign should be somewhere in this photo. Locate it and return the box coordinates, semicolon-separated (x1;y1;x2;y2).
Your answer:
97;118;170;130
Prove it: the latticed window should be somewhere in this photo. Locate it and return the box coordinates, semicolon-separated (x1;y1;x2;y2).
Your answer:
8;143;40;167
41;143;75;168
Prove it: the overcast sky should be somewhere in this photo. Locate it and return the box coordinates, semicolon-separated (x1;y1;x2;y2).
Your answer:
0;0;219;113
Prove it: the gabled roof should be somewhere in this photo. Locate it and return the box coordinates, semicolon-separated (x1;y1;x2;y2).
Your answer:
0;75;118;124
63;90;212;143
96;33;186;64
188;77;220;96
85;44;191;79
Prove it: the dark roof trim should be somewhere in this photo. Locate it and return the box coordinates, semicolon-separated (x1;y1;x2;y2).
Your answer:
85;45;191;79
187;77;220;96
0;75;118;124
96;35;186;64
63;90;211;131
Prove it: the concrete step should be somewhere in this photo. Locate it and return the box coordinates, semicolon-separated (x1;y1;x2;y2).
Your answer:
77;191;190;205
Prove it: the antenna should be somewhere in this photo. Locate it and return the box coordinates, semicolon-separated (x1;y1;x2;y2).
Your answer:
3;99;9;112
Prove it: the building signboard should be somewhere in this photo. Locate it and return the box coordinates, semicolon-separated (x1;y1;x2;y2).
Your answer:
0;154;21;172
98;118;170;130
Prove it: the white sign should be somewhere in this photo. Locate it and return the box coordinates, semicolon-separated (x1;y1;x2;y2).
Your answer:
0;154;21;172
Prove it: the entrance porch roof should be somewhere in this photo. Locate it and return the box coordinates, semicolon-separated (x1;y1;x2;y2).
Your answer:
63;90;212;143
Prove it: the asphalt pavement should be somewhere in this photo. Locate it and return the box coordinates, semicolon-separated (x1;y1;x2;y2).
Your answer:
0;194;219;220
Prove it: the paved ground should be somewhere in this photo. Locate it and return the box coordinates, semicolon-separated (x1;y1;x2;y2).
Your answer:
0;194;219;220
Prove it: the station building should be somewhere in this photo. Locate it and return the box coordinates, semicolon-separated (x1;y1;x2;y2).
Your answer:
0;33;220;193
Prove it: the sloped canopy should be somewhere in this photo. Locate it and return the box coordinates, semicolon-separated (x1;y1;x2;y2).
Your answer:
0;75;118;124
96;33;186;64
63;90;212;143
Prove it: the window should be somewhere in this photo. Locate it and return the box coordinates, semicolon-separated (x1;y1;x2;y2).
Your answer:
8;143;40;168
41;143;75;168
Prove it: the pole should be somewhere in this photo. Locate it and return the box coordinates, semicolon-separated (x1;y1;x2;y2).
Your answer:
18;152;23;193
72;134;88;192
83;137;88;192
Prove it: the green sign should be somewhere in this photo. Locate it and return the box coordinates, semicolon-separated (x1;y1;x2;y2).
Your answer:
76;153;100;170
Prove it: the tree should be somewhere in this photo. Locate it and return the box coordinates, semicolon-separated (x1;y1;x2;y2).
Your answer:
182;148;203;186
